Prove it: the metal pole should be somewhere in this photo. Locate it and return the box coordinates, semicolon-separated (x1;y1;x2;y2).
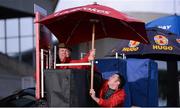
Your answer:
115;52;118;59
41;49;44;98
18;18;22;62
4;19;7;54
35;12;41;99
56;62;91;66
32;17;35;68
48;49;51;69
54;46;57;69
45;54;48;69
122;53;126;59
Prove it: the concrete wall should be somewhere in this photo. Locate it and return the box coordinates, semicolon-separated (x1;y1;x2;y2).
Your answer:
0;0;58;15
0;74;21;98
0;53;35;99
0;74;35;99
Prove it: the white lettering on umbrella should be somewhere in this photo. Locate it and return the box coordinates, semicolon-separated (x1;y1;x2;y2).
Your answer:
54;8;82;16
158;25;172;30
83;7;110;15
54;7;110;17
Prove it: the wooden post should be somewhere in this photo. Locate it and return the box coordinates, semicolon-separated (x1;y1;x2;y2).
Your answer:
90;24;95;90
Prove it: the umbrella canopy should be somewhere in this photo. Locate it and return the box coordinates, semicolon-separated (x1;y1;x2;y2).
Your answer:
107;27;180;60
146;15;180;36
107;27;180;106
38;3;149;45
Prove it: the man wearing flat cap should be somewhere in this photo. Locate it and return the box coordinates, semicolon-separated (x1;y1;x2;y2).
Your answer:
56;43;95;70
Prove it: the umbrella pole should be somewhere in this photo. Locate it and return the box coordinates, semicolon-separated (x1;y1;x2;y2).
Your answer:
90;23;95;90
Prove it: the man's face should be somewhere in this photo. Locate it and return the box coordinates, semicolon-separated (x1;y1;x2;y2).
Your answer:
108;74;120;89
58;48;71;61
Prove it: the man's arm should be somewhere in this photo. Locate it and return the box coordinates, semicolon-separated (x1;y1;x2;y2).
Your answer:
89;89;100;103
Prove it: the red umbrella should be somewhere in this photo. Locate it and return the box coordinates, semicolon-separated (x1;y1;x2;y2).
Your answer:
38;3;149;45
37;3;149;89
